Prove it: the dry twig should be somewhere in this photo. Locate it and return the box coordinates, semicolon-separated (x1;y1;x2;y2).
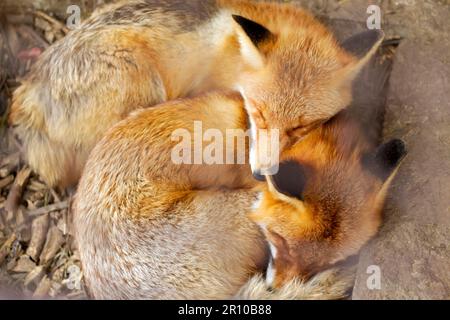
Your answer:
0;175;14;189
5;167;32;220
34;11;69;34
39;226;64;265
0;233;16;265
26;214;49;261
27;200;69;217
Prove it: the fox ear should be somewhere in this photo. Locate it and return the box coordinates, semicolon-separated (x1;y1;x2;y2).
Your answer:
339;30;385;81
269;160;307;201
362;139;407;181
232;15;273;69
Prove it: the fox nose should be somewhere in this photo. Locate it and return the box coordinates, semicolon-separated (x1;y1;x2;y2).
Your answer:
252;170;266;182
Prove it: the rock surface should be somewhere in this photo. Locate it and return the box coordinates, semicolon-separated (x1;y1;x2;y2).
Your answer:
352;38;450;299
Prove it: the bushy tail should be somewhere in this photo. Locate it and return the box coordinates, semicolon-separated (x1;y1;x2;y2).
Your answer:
9;85;81;188
234;268;354;300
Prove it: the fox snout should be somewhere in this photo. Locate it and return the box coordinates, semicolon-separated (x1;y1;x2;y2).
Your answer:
248;129;281;178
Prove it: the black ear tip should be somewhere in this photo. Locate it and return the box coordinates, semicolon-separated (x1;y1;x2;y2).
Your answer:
231;14;241;22
385;139;407;163
232;14;252;26
374;139;407;176
363;139;407;180
231;14;272;47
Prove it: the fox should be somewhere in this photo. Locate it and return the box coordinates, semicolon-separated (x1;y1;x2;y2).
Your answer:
9;0;383;188
73;82;406;299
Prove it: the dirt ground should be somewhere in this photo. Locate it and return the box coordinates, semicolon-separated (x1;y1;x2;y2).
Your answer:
0;0;449;299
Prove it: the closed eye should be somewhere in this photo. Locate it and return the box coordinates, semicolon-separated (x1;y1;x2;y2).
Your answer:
289;120;325;138
289;125;309;137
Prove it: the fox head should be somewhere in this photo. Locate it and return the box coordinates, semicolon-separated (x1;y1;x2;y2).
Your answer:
249;113;407;288
231;12;384;177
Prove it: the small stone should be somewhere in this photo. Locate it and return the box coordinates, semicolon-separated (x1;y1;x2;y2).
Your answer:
27;180;48;192
0;168;11;179
62;264;83;291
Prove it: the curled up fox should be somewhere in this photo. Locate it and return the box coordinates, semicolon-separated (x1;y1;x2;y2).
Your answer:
74;89;406;299
68;1;405;300
10;0;382;187
9;0;407;299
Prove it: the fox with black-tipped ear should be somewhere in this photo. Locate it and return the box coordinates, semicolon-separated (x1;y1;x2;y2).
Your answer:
225;1;384;178
250;111;407;288
11;0;382;188
73;90;407;299
73;86;407;299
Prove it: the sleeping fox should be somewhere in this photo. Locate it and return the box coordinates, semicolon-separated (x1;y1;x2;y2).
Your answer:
10;0;382;187
73;88;406;299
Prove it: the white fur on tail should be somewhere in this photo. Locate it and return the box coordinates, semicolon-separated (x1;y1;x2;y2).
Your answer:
234;268;355;300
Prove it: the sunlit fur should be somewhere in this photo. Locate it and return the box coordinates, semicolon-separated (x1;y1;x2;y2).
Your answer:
228;0;383;172
74;92;266;299
73;89;403;299
74;92;359;299
9;0;376;187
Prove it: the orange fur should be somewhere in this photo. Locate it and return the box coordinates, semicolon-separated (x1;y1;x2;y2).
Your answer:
250;111;405;288
74;90;405;298
73;92;267;299
9;0;381;187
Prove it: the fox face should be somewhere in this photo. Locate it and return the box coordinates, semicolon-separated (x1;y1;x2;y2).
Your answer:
250;115;407;288
231;15;384;177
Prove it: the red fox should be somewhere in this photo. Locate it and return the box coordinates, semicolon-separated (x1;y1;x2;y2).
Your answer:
250;114;406;288
9;0;383;187
73;88;406;299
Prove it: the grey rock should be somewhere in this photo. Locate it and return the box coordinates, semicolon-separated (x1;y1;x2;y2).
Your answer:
352;39;450;300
